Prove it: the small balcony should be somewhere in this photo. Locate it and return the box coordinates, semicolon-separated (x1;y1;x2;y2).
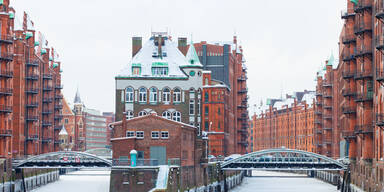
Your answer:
315;129;322;134
376;113;384;127
315;102;322;106
42;138;52;143
54;126;62;131
376;36;384;50
25;88;39;94
324;105;332;109
342;70;355;79
55;95;63;99
342;49;356;62
323;127;333;131
0;52;13;61
342;130;356;139
238;141;248;147
354;92;373;102
341;9;356;19
355;45;373;58
26;59;39;67
376;1;384;19
42;122;52;127
342;106;356;114
43;98;53;103
238;88;248;94
342;34;356;44
42;110;53;115
0;70;13;78
54;115;63;120
315;92;323;96
25;115;38;121
354;124;374;134
55;104;63;109
55;84;63;89
0;88;12;96
43;86;53;92
26;134;39;141
25;74;39;81
0;105;12;113
0;35;13;44
354;0;372;13
322;82;333;87
354;22;372;35
377;69;384;82
237;75;247;81
354;70;373;80
315;111;322;115
42;74;53;80
314;120;322;125
54;140;63;145
342;89;357;97
323;93;333;98
26;102;38;108
323;115;332;120
0;130;12;137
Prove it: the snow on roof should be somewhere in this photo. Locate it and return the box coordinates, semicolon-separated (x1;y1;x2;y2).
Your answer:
59;126;68;135
301;92;316;105
13;10;23;31
26;14;35;31
117;37;189;78
183;42;203;68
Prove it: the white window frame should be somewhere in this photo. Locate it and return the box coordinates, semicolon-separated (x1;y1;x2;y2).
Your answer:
126;111;134;119
138;111;147;117
125;87;134;102
162;88;170;103
139;87;147;103
162;111;171;120
151;131;159;139
126;131;135;138
172;111;181;122
136;131;144;139
173;88;181;103
150;87;158;103
161;131;169;139
189;99;195;115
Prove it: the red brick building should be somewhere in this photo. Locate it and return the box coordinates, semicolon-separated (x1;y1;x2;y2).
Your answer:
250;91;316;153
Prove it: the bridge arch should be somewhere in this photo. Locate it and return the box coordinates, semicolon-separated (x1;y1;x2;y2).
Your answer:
14;151;112;168
221;148;348;171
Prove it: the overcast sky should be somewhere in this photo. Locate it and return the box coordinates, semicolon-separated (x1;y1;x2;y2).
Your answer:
11;0;347;113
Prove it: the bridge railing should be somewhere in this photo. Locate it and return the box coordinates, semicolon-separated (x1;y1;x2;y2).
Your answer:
112;159;159;166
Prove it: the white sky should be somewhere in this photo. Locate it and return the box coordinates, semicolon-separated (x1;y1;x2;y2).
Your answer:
11;0;347;113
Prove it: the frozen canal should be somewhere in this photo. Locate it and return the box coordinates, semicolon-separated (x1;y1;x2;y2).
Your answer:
231;171;339;192
31;169;110;192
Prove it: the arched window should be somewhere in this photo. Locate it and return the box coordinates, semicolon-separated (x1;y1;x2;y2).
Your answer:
162;88;170;103
150;87;158;103
126;111;134;119
172;111;181;122
125;87;134;102
173;88;181;103
138;111;147;117
139;87;147;102
204;92;209;102
162;111;171;120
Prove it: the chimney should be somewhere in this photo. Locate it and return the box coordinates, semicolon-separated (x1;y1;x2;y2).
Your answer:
132;37;142;58
233;36;237;45
178;37;187;55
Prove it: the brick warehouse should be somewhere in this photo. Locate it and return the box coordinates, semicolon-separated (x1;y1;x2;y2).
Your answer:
250;91;316;153
0;0;64;160
115;32;249;157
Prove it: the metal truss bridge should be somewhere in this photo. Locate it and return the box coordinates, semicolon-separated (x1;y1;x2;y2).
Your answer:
221;148;348;171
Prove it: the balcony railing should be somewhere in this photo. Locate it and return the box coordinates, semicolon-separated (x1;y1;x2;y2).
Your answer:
342;34;356;44
55;84;63;89
355;70;373;80
42;122;52;127
42;74;53;79
324;105;332;109
342;130;356;139
55;104;63;109
323;127;333;130
26;134;39;141
376;36;384;50
342;49;356;61
315;92;323;96
25;88;39;94
0;105;12;113
377;69;384;82
43;86;53;91
54;115;63;120
322;82;333;87
342;106;356;114
354;0;372;13
355;45;373;57
354;124;374;134
42;110;53;115
0;35;13;44
354;92;373;102
354;22;372;35
0;130;12;137
341;9;356;19
376;113;384;127
43;98;53;103
315;111;322;115
55;95;63;99
26;102;38;108
0;52;13;61
0;88;12;95
25;115;38;121
342;89;357;97
54;126;62;131
42;138;52;143
0;70;13;78
342;70;355;79
237;75;247;81
238;88;248;94
314;120;322;124
323;93;333;98
26;59;39;67
323;115;332;120
25;74;39;81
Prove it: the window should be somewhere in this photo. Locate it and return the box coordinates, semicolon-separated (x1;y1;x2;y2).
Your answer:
162;111;171;120
189;99;195;115
204;92;209;102
125;87;134;102
162;88;170;103
126;131;135;138
64;118;68;124
151;131;159;139
138;111;147;117
205;106;209;116
218;107;221;115
173;88;181;103
161;131;169;139
172;111;181;122
204;121;209;131
197;100;200;115
126;111;134;119
136;131;144;139
138;151;144;159
152;67;168;75
150;87;158;103
139;87;147;102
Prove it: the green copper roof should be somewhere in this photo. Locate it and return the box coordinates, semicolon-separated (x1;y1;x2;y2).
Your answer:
25;32;33;40
53;63;58;68
9;12;14;19
41;49;47;55
152;61;168;67
350;0;358;5
327;53;335;66
132;63;141;67
187;41;200;65
0;0;3;5
34;41;39;46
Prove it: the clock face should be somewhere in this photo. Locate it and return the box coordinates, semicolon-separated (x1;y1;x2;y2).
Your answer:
189;71;196;76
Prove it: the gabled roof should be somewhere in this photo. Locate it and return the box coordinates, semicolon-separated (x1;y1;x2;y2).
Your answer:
59;125;68;135
182;41;203;68
74;87;81;104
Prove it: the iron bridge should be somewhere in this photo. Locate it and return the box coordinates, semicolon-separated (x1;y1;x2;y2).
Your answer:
13;151;112;169
221;148;348;171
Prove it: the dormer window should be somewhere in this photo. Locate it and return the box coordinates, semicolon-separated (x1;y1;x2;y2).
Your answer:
152;62;168;76
132;63;141;75
152;51;158;58
162;52;167;57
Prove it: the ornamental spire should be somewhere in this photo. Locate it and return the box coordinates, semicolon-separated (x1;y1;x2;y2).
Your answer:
185;40;201;65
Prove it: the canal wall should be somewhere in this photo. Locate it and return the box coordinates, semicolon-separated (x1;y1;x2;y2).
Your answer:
0;170;59;192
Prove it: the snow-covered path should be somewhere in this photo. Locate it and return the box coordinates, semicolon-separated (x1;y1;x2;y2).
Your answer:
31;169;110;192
231;171;339;192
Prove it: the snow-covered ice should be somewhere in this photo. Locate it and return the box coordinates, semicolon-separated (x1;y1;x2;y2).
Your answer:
31;169;110;192
231;171;339;192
